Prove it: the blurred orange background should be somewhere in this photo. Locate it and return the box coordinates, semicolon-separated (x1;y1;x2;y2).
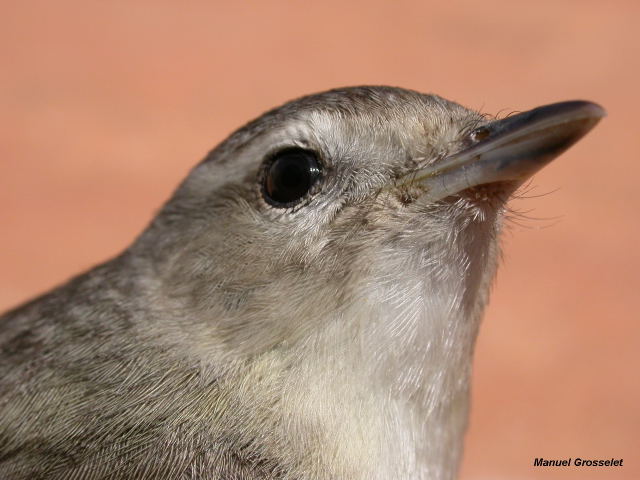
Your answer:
1;1;638;479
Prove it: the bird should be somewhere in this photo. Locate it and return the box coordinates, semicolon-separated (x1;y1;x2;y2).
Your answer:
0;86;604;480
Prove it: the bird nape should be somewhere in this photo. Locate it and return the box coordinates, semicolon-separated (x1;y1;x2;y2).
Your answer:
0;87;604;480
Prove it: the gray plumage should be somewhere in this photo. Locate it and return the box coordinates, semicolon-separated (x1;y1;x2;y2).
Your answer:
0;87;603;479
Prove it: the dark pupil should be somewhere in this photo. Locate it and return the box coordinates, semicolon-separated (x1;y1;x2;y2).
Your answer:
265;151;319;205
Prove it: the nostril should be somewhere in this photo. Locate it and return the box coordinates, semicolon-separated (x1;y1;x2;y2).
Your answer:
470;126;491;143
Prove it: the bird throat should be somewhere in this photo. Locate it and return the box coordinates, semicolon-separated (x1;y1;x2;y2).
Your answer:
264;211;502;480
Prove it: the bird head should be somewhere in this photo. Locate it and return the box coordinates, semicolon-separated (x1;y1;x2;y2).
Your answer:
129;86;603;477
137;87;602;370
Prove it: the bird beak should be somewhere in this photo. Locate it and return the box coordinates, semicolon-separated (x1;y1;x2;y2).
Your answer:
412;100;606;201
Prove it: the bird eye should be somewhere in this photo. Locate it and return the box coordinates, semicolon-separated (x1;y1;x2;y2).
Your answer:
262;148;322;207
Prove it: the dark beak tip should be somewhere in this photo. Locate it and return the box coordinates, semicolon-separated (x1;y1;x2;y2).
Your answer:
565;101;607;125
528;100;607;127
548;100;607;148
584;101;607;119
